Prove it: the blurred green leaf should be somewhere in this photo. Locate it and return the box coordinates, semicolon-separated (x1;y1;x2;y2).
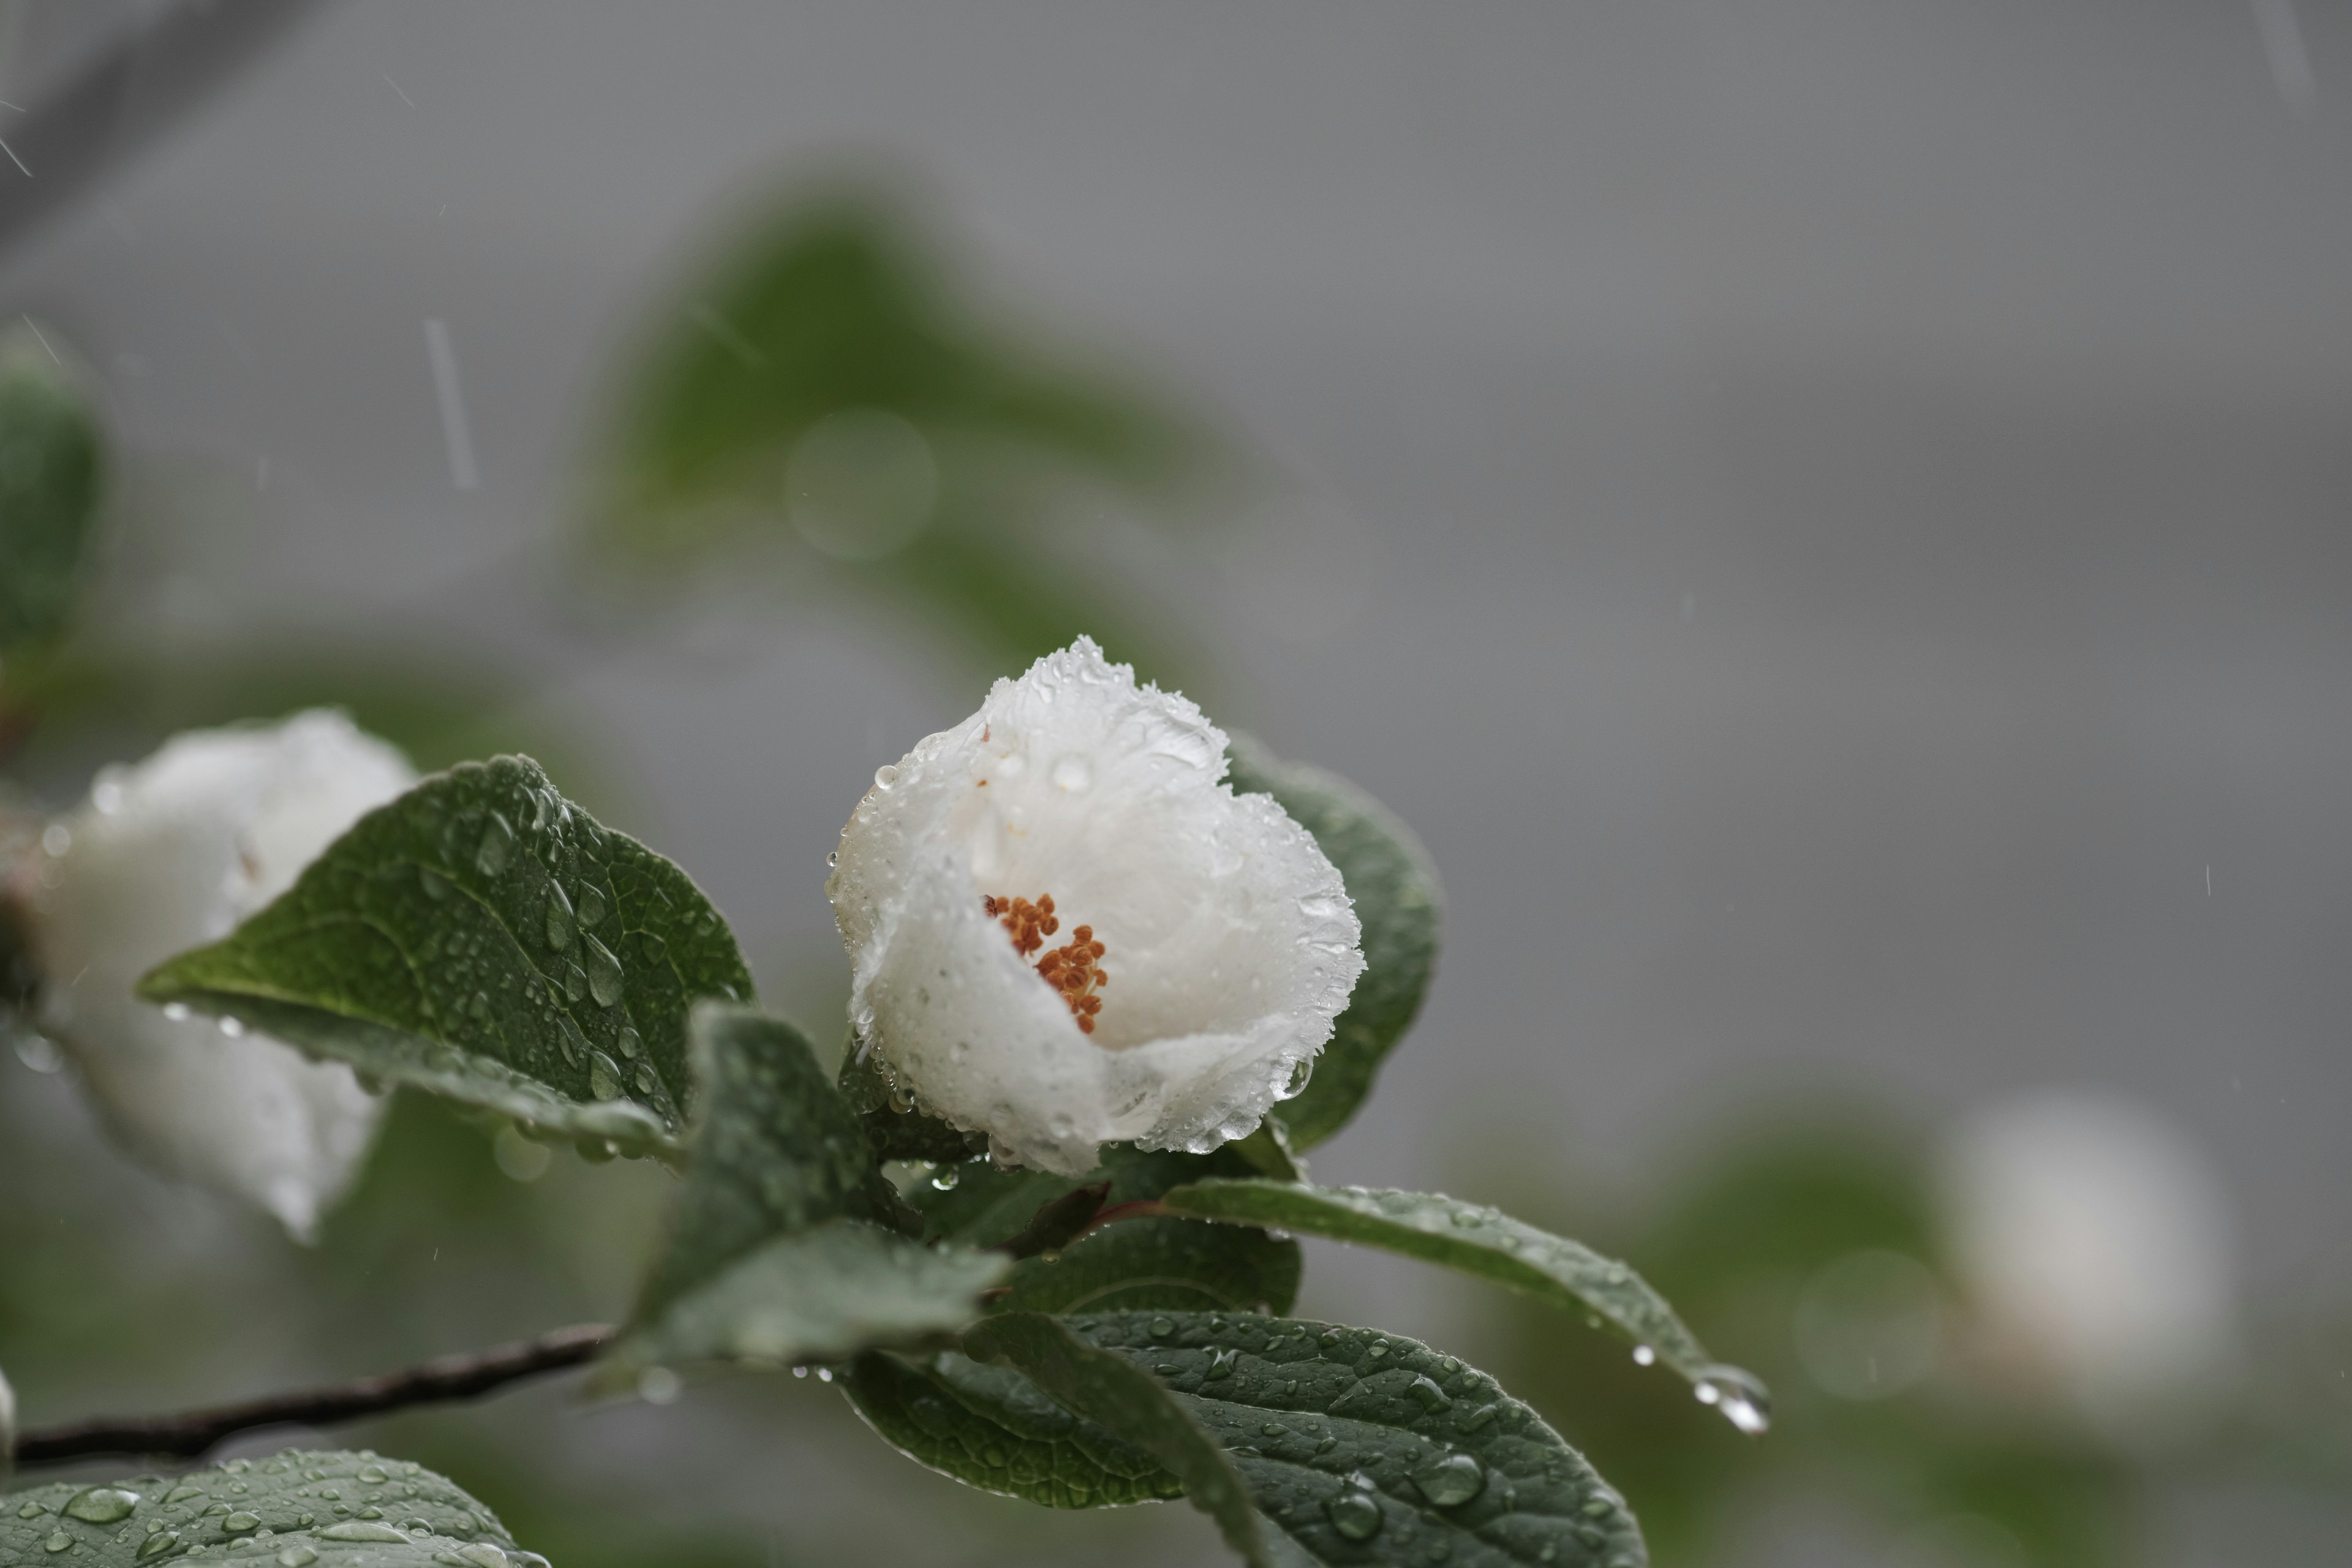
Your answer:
1226;737;1441;1150
1161;1180;1754;1418
137;756;751;1159
914;1142;1274;1250
0;323;102;663
587;187;1219;689
0;1449;533;1567
962;1312;1275;1567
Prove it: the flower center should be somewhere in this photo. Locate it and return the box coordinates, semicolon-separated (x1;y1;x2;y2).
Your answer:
983;893;1110;1034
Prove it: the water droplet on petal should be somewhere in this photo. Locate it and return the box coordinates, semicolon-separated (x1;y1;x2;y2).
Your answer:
1280;1057;1314;1099
873;764;899;790
1049;754;1092;791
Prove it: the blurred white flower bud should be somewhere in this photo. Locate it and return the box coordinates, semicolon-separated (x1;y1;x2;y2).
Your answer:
828;638;1365;1175
1939;1090;2240;1442
13;710;415;1240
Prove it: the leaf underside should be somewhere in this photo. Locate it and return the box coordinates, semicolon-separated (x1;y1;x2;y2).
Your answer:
137;756;754;1157
1226;736;1440;1152
0;326;102;657
0;1449;530;1568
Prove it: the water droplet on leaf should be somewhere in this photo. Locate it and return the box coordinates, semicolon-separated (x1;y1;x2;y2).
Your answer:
582;937;624;1006
65;1489;140;1524
1325;1492;1382;1541
543;888;575;950
475;814;515;876
588;1052;624;1101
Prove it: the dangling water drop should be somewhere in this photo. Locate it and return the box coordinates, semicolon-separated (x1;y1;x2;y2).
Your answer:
1694;1364;1771;1435
930;1165;960;1191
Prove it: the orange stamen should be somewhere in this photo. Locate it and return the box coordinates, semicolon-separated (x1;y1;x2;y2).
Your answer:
982;894;1108;1032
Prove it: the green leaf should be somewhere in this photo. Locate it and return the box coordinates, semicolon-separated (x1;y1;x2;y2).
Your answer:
965;1312;1276;1568
997;1217;1302;1317
842;1349;1186;1508
1226;737;1439;1150
1158;1181;1765;1427
914;1142;1268;1248
1069;1312;1648;1568
0;323;103;659
135;756;752;1158
602;1006;1005;1385
0;1449;538;1568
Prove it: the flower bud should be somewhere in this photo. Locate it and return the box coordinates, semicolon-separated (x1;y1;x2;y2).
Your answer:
14;710;415;1238
828;638;1365;1174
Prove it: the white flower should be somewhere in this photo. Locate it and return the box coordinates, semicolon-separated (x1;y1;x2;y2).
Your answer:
1939;1090;2240;1441
827;638;1365;1175
14;710;415;1240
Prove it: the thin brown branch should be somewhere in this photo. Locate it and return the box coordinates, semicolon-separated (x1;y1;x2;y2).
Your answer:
13;1323;614;1467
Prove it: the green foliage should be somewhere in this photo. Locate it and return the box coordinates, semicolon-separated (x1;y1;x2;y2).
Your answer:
1159;1181;1754;1411
0;1450;535;1567
964;1312;1276;1567
1015;1313;1649;1568
1226;736;1440;1150
842;1348;1185;1509
997;1218;1302;1317
586;188;1215;685
0;323;102;661
837;1046;986;1163
136;756;752;1159
603;1006;1006;1384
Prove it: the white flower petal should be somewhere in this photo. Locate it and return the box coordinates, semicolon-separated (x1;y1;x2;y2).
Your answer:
829;638;1365;1174
23;710;415;1240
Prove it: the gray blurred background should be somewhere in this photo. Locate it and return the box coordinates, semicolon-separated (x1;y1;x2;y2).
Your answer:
5;2;2351;1565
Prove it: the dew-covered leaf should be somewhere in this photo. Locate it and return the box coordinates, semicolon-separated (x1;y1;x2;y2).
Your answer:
0;1448;536;1568
135;756;751;1159
964;1312;1276;1568
1159;1181;1766;1428
997;1217;1302;1317
1071;1313;1649;1568
1226;737;1439;1151
601;1006;1005;1385
841;1348;1185;1509
0;322;103;659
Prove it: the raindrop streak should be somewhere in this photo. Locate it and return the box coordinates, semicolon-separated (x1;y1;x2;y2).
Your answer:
582;936;624;1006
